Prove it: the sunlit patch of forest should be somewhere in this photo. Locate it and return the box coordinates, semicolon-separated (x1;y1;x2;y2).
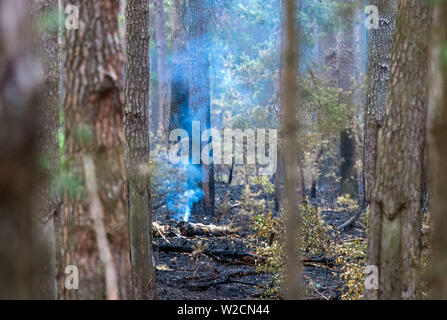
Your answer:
0;0;446;301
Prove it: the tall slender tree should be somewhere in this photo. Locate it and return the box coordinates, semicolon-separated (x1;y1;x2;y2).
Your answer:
169;0;188;133
124;0;157;300
62;0;130;299
282;0;302;300
428;0;447;300
338;0;357;197
365;0;433;300
188;0;215;217
363;0;396;205
31;0;61;300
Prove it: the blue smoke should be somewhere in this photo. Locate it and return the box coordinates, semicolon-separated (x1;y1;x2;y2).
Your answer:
151;0;342;222
160;162;204;222
167;187;204;222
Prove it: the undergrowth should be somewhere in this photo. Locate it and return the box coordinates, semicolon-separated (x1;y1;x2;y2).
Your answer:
246;180;370;299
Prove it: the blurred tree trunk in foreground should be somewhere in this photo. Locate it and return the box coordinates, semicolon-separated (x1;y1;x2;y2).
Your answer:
366;0;433;300
0;0;45;299
281;0;302;300
363;0;396;205
125;0;157;300
62;0;129;299
31;0;61;300
428;0;447;300
275;0;285;212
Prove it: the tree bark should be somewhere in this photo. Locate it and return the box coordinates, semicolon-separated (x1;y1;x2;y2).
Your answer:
169;0;183;55
124;0;157;300
282;0;302;300
365;0;433;300
83;155;119;300
30;0;61;300
0;0;45;299
31;0;60;298
188;0;215;217
310;148;323;199
338;0;357;198
169;0;188;133
62;0;129;299
319;2;339;198
428;0;447;300
363;0;396;205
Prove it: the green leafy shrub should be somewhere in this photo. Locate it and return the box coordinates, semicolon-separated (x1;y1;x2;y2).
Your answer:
336;239;366;300
249;201;333;298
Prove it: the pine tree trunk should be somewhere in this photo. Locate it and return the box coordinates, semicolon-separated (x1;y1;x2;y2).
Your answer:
124;0;157;300
31;0;61;300
0;0;44;299
310;148;323;199
169;0;188;133
428;0;447;300
363;0;396;205
153;0;170;134
62;0;130;299
188;0;215;217
318;7;338;197
338;0;357;197
365;0;433;300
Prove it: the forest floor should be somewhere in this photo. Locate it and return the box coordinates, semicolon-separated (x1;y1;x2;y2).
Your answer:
152;181;366;300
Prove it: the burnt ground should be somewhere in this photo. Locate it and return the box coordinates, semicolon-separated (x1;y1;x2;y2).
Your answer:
152;182;366;300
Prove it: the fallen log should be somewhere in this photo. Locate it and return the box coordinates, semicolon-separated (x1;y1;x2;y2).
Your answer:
338;206;366;231
186;270;257;281
187;271;266;291
302;256;336;269
153;200;166;211
177;221;241;237
153;222;170;234
152;222;172;243
155;243;265;265
303;256;335;265
304;274;330;300
188;278;267;291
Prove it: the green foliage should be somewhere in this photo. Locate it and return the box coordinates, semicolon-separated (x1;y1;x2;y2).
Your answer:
299;0;339;47
56;170;84;199
249;201;333;298
241;184;267;214
336;239;367;300
249;176;275;195
302;203;333;257
249;210;283;298
336;194;359;212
